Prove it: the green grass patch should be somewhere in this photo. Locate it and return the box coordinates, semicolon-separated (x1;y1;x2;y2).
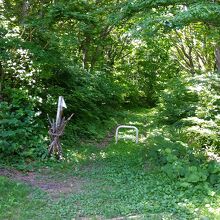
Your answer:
0;176;56;220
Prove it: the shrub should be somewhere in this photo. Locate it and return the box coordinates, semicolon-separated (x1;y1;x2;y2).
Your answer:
180;74;220;151
49;68;125;141
158;73;220;152
158;77;198;124
146;133;220;186
0;89;47;160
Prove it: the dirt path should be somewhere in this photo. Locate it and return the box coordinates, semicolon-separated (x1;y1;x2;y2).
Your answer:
96;127;116;148
0;167;85;198
0;127;117;199
0;167;145;220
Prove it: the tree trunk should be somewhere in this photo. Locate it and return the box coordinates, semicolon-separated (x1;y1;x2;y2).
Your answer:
20;0;30;24
215;46;220;72
0;61;4;101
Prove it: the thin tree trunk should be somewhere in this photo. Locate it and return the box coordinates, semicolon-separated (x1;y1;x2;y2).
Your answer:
20;0;30;24
215;46;220;72
0;61;4;101
81;36;91;70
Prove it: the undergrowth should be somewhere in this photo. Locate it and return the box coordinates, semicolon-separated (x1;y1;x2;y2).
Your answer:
0;108;219;219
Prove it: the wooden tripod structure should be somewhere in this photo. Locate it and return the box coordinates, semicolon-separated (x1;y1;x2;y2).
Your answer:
47;96;74;159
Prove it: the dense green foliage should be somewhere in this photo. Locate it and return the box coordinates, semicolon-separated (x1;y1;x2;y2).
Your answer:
0;0;220;218
0;90;46;160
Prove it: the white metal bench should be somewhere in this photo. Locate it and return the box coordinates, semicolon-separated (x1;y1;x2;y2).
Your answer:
115;125;139;144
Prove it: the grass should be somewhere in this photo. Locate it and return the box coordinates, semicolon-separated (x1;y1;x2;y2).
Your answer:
0;108;220;220
0;176;52;220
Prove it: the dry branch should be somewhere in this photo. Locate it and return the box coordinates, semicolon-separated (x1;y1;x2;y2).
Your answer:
48;113;74;160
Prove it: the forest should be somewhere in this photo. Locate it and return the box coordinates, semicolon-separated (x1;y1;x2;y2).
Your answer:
0;0;220;219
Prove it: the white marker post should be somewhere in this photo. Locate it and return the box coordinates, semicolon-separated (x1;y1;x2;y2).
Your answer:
56;96;67;127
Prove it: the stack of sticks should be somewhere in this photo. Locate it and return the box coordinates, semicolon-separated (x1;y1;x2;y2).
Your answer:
47;113;74;160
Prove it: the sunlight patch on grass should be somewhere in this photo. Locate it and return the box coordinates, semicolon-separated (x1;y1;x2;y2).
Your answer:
66;150;88;163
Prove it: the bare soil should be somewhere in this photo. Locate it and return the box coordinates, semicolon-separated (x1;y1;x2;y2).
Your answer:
0;167;85;198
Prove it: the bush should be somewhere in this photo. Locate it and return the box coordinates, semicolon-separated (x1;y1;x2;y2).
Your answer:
158;77;198;124
0;89;47;160
158;73;220;152
46;68;125;141
180;74;220;150
146;133;220;186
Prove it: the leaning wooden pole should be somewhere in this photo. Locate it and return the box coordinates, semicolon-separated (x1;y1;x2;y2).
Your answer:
48;96;74;160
